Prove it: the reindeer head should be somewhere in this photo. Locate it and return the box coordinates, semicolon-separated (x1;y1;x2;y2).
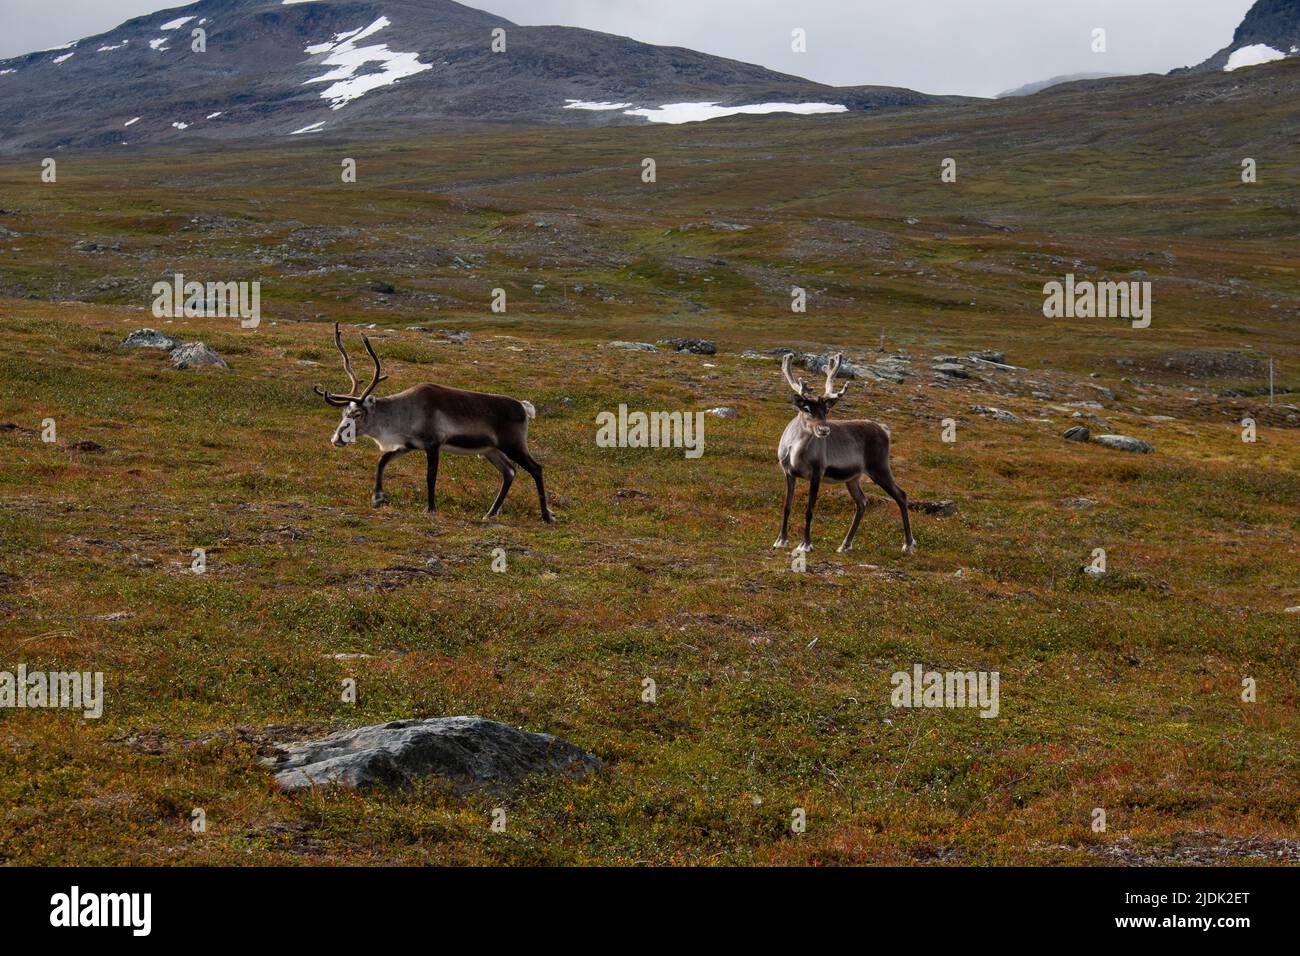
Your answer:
781;352;848;438
313;323;388;447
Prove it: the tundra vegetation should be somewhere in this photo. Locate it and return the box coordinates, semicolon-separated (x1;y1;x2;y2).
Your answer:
0;73;1297;864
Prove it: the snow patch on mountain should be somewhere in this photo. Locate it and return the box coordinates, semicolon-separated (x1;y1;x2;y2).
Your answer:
290;120;327;134
98;41;129;52
1225;43;1289;71
564;100;633;111
160;16;195;30
52;52;75;65
623;101;848;124
302;16;432;110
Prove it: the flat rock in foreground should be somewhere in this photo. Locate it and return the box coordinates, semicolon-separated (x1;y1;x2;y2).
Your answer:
263;716;599;794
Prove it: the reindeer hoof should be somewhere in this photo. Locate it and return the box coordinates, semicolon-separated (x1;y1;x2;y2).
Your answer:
772;538;789;549
795;542;812;554
371;493;386;508
902;540;917;555
837;543;852;553
543;514;557;525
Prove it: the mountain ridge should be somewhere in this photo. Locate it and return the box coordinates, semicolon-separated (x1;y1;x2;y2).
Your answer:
0;0;955;152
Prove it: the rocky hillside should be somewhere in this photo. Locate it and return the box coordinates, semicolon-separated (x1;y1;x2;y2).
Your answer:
1182;0;1300;72
0;0;949;152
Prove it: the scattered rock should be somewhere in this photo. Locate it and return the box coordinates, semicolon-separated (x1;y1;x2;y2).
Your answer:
369;281;397;295
440;330;470;344
932;362;969;379
1283;607;1300;614
803;353;863;379
614;488;650;500
93;611;133;622
971;406;1024;425
863;364;906;384
705;406;737;418
262;716;599;794
968;350;1006;365
1061;497;1098;510
1062;426;1090;442
607;341;658;352
123;328;180;350
1085;383;1117;401
169;342;228;369
657;337;717;355
70;440;104;453
1071;412;1112;428
911;499;957;517
1093;434;1153;454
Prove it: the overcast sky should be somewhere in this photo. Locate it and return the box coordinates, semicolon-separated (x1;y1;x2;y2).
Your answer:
0;0;1254;96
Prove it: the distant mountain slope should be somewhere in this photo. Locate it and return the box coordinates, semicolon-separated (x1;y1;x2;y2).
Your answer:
996;73;1123;98
0;0;952;151
1180;0;1300;72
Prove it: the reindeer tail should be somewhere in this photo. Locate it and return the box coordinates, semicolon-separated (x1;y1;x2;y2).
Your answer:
520;400;537;420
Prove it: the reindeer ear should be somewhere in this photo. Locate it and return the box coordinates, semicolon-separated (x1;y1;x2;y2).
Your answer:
363;395;376;409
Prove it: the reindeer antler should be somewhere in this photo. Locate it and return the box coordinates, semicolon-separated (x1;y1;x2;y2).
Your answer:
823;353;848;399
314;322;388;406
781;353;815;397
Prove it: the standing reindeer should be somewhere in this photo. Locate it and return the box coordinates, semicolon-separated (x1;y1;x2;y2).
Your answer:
774;353;915;554
314;324;554;523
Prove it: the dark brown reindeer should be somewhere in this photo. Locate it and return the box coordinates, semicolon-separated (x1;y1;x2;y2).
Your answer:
774;353;915;554
314;324;554;523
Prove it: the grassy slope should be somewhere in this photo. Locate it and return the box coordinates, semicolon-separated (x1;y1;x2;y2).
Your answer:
0;63;1297;865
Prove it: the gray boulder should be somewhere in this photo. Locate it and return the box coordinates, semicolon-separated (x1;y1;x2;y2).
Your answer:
706;406;737;418
863;364;906;384
932;362;970;379
1094;434;1153;454
657;337;717;355
123;328;180;350
607;341;658;352
803;353;863;379
169;342;229;369
1062;425;1091;442
1072;412;1112;428
971;406;1024;425
263;716;599;794
1061;497;1098;510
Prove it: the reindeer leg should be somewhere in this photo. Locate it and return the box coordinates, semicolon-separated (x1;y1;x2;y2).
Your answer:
799;467;822;553
506;444;554;524
483;449;515;520
867;463;915;554
425;445;440;513
773;472;795;548
839;477;868;553
373;449;408;508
